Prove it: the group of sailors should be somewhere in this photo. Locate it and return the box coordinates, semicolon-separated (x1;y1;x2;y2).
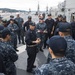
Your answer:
0;13;75;75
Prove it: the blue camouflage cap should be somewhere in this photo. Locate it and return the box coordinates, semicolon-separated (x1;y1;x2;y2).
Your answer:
47;35;67;54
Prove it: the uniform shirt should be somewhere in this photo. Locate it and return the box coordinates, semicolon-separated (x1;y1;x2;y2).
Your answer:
35;57;75;75
24;21;32;31
36;23;47;33
15;17;24;29
64;35;75;63
8;23;19;34
45;19;54;32
0;41;18;74
25;29;37;45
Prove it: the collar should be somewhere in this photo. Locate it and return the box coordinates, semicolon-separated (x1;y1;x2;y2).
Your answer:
50;57;67;63
64;35;73;40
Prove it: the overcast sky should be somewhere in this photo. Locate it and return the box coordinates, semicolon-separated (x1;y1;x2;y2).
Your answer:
0;0;64;11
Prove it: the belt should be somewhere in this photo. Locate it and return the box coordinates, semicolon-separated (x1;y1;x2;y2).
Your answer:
27;44;37;47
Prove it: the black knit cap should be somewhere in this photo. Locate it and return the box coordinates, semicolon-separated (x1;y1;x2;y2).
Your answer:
39;18;44;20
48;14;52;16
58;14;62;17
29;22;35;26
10;15;14;18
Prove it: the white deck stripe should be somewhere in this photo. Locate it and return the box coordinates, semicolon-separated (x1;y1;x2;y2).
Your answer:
17;45;26;54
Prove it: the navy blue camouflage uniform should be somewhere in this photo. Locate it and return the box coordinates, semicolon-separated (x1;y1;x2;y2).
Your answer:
64;36;75;63
15;17;25;44
0;41;18;75
8;23;19;50
47;36;75;64
35;57;75;75
0;52;6;75
36;22;47;50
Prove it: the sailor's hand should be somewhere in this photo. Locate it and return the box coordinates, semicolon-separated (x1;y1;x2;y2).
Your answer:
51;31;53;34
35;40;40;44
32;40;40;44
43;30;47;33
37;38;41;42
0;38;3;41
37;30;40;33
12;29;14;31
